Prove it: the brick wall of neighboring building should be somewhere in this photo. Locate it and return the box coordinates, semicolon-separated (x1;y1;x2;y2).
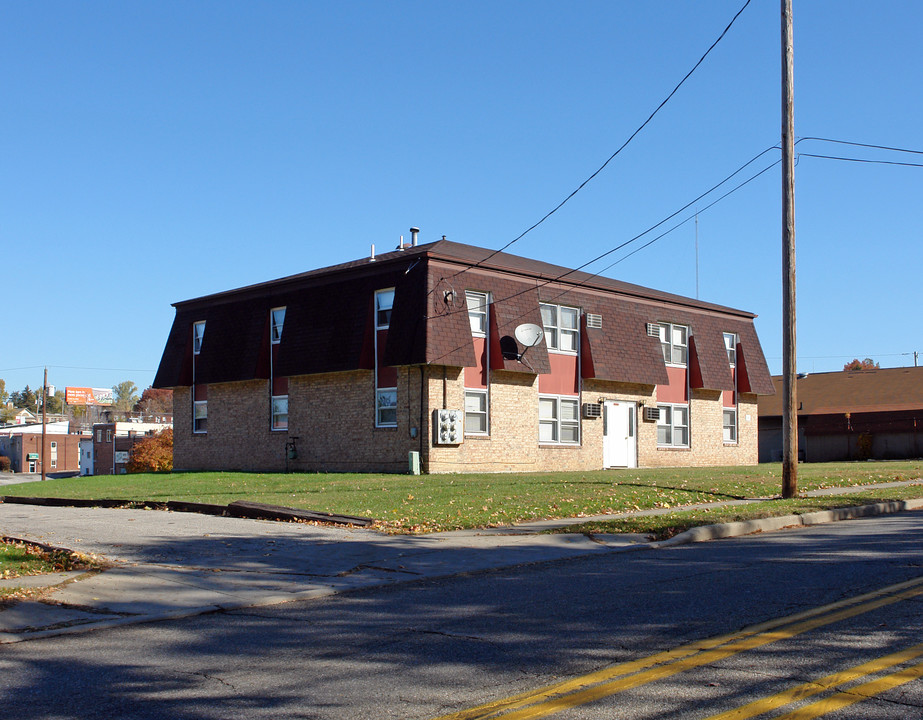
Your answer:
2;433;81;474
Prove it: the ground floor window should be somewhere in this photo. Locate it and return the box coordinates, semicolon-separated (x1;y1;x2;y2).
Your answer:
464;389;488;435
376;388;397;427
272;395;289;430
539;395;580;444
657;403;689;447
723;407;737;443
193;400;208;433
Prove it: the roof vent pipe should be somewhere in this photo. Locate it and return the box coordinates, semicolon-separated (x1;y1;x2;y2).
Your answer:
397;235;405;251
370;244;376;262
410;227;420;246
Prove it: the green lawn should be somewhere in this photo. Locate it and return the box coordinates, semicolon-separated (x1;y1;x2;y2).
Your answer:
2;460;921;534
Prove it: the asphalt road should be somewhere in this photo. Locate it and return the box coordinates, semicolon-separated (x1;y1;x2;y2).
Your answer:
2;512;923;719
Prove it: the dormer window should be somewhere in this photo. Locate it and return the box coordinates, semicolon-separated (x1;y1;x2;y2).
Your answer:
466;291;488;336
540;303;579;353
375;288;394;329
659;323;688;366
193;321;206;355
724;332;738;366
271;307;286;344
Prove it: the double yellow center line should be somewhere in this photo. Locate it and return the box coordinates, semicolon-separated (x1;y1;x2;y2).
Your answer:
432;575;923;720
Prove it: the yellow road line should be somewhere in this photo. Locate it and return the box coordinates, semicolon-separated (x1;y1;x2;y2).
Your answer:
703;642;923;720
431;576;923;720
772;657;923;719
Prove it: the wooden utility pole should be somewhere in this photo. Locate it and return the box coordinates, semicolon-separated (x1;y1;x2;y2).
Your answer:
781;0;798;498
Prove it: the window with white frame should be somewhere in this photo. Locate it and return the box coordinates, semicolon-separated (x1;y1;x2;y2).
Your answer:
193;321;206;355
272;395;288;430
659;323;688;365
464;389;488;435
466;291;488;336
106;430;112;442
723;408;738;443
657;403;689;447
539;395;580;444
271;307;286;344
376;388;397;427
724;332;738;366
193;401;208;433
375;288;395;329
540;303;579;352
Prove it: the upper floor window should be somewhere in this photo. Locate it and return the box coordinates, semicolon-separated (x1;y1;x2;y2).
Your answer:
466;291;488;336
724;332;738;366
271;307;286;344
659;323;688;366
540;303;579;353
376;289;395;329
193;321;206;355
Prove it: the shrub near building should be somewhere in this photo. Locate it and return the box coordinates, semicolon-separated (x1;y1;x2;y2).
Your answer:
127;429;173;473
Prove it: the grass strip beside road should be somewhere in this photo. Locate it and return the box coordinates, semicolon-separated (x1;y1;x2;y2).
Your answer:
1;460;921;535
0;540;104;603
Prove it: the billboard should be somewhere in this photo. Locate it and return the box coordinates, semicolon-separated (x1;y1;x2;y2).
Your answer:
65;387;114;406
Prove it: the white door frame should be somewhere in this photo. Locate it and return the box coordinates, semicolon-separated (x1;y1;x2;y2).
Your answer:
603;400;638;468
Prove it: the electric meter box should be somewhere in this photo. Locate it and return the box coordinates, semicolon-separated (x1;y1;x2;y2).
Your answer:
433;409;464;445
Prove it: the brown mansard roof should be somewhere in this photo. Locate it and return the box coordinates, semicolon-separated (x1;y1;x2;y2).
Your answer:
153;239;774;394
759;366;923;417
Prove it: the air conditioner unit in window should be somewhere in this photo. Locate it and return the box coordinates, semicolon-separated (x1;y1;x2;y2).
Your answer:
433;409;464;445
582;402;602;419
644;406;661;422
646;322;661;337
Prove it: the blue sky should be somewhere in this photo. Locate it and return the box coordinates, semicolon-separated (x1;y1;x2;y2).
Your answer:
2;1;921;397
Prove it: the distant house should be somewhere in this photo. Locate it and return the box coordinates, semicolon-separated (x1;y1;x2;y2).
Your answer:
757;367;923;462
153;238;775;474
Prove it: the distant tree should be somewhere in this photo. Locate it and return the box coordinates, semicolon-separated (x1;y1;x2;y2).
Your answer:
112;381;140;413
0;379;7;405
137;387;173;415
843;358;879;371
127;429;173;473
11;386;37;411
44;389;66;415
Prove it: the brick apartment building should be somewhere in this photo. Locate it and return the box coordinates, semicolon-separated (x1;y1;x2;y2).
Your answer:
0;430;81;474
153;237;775;474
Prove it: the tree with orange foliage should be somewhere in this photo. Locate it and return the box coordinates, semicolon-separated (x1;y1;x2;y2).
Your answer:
843;358;879;371
127;429;173;473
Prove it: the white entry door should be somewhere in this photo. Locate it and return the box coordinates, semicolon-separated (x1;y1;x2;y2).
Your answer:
603;401;638;468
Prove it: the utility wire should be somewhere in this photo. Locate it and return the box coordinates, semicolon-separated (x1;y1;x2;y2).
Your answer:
799;137;923;156
435;0;753;287
797;153;923;169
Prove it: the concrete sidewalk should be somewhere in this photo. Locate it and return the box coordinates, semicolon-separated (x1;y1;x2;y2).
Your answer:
1;480;921;644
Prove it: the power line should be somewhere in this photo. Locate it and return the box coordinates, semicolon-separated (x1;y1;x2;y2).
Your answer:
797;152;923;169
437;0;754;286
799;137;923;156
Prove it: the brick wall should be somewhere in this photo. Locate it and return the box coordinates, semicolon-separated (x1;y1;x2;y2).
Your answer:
172;367;759;473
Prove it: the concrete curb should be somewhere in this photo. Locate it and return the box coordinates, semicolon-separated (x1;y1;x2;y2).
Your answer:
657;498;923;547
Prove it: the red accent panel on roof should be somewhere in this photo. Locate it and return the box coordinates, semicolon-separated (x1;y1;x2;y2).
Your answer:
539;353;579;395
464;338;488;389
658;366;688;403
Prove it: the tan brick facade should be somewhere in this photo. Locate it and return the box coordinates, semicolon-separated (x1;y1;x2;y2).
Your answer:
174;366;759;473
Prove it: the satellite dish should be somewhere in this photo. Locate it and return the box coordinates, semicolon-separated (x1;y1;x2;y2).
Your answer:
514;323;544;348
